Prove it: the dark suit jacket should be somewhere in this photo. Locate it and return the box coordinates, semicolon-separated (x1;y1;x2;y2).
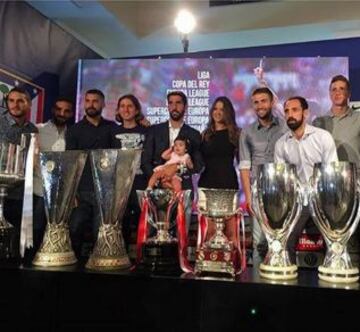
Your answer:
141;121;203;190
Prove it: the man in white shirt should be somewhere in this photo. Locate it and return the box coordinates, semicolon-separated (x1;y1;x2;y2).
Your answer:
274;96;338;263
33;97;73;252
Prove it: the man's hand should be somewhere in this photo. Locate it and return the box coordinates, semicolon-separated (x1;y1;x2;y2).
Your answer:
161;163;178;178
185;156;193;169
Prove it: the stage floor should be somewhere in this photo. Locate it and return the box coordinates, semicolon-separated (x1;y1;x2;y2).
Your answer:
0;262;359;332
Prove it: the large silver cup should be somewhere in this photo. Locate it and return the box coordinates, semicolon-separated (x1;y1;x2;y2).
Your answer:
310;161;360;283
195;188;239;277
252;163;303;280
0;138;26;258
33;151;87;266
86;149;141;270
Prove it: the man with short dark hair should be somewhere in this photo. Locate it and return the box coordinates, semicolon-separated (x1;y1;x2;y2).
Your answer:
141;91;203;232
313;75;360;172
313;75;360;263
275;96;338;263
0;87;38;257
141;91;203;191
239;87;288;263
66;89;116;258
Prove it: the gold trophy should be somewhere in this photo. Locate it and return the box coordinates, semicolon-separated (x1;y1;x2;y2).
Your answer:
33;151;87;266
85;149;141;270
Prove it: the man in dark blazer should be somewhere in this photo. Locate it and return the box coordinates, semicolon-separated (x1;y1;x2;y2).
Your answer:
141;91;203;190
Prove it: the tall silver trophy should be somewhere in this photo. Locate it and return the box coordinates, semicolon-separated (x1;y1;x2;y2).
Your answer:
195;188;241;277
0;138;26;258
252;163;303;280
33;151;87;266
310;161;360;283
86;149;141;270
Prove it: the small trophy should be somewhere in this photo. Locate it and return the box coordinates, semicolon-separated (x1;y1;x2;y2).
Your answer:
86;149;141;270
252;163;303;280
310;161;360;283
0;138;26;259
136;189;191;275
195;188;243;277
33;151;87;266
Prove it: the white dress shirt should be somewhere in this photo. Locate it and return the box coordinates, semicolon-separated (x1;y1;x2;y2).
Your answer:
274;124;338;184
33;121;67;196
169;121;183;146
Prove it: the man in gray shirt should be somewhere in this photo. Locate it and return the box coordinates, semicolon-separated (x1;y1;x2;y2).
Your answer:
313;75;360;263
1;87;38;258
239;87;288;263
313;75;360;172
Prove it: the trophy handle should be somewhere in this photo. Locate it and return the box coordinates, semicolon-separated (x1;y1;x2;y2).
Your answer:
144;191;158;229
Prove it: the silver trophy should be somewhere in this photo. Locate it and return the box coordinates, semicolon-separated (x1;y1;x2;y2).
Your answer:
0;137;26;258
136;188;192;275
146;189;178;243
310;161;360;283
33;151;87;266
252;163;303;280
86;149;141;270
195;188;240;277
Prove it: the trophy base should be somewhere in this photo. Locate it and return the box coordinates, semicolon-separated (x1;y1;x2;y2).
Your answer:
259;263;298;280
194;248;237;278
318;265;359;284
85;255;131;270
32;250;77;267
0;225;17;260
136;241;182;276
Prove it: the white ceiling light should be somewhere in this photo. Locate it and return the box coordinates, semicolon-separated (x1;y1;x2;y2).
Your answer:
174;9;196;35
174;9;196;53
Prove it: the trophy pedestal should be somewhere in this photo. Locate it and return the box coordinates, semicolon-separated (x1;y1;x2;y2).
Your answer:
86;254;131;270
318;265;359;284
136;241;182;276
32;223;77;267
85;224;131;270
259;263;297;280
0;224;17;260
195;247;237;278
33;251;77;266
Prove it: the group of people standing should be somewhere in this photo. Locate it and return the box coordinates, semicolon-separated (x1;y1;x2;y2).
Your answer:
1;73;359;265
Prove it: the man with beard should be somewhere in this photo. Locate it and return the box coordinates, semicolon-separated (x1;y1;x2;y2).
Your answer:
141;91;203;231
66;89;116;258
141;91;203;191
239;87;287;264
0;87;38;258
274;96;338;263
33;97;74;253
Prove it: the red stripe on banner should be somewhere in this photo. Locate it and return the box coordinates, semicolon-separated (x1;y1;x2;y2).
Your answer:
36;90;45;123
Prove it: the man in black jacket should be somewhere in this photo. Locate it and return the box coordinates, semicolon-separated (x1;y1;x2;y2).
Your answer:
66;89;116;258
141;91;203;233
141;91;203;191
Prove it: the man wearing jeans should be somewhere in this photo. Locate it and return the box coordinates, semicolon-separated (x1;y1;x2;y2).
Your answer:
239;87;287;264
